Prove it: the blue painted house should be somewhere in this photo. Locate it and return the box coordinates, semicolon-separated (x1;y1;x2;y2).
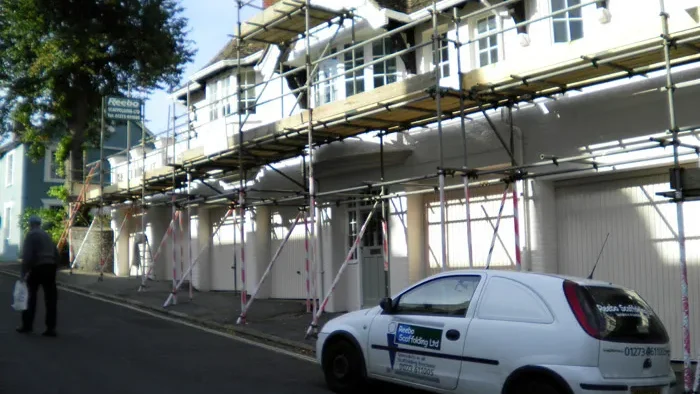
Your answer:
0;123;148;262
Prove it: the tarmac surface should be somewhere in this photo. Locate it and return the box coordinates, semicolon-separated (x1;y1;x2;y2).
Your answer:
0;274;332;394
0;273;428;394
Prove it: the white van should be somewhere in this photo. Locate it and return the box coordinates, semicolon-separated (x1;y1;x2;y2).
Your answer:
316;270;676;394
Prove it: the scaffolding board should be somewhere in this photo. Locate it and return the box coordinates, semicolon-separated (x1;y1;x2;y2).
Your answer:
89;24;700;205
237;0;344;44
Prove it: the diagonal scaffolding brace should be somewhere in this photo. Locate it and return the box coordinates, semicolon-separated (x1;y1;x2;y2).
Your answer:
163;208;234;308
236;210;303;324
305;199;380;338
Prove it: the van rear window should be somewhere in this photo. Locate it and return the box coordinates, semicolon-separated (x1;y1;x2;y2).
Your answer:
584;286;668;344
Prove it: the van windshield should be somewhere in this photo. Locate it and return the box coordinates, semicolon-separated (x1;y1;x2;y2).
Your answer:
584;286;668;344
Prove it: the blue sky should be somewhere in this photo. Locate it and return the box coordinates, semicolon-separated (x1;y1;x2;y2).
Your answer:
143;0;257;137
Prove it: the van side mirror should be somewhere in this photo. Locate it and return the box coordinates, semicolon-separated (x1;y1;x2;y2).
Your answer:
379;297;394;314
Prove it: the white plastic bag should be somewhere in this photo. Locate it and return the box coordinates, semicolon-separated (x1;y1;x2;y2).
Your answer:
12;280;28;311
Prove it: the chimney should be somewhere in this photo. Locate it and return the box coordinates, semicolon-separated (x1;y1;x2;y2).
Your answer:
263;0;280;8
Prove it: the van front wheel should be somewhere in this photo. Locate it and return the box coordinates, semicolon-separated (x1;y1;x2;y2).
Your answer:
322;339;366;394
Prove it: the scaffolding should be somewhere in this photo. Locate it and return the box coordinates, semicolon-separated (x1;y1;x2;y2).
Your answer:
77;0;700;389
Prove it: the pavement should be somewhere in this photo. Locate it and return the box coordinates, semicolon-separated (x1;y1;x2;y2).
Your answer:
0;263;341;357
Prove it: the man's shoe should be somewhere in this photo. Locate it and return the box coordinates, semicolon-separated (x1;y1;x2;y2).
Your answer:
16;327;31;334
42;330;57;337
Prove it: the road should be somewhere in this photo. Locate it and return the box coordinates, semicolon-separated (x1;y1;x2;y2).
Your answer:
0;274;428;394
0;274;328;394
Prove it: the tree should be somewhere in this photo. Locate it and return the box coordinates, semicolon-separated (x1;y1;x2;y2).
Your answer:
0;0;196;186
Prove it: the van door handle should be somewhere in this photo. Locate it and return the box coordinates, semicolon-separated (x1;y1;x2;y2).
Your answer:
445;329;460;341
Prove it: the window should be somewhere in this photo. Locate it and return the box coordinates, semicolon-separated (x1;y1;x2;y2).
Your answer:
372;38;398;88
436;33;450;78
395;275;481;317
347;201;382;260
551;0;583;43
222;77;232;116
238;70;257;114
344;45;365;97
315;49;338;106
476;16;499;67
44;148;64;182
209;81;219;121
5;151;14;186
4;205;11;240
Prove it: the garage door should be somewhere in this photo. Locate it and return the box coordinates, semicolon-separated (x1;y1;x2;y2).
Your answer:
556;172;700;361
271;210;309;299
426;183;518;277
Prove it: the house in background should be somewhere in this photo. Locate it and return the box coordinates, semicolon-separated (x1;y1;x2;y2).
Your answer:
0;123;147;262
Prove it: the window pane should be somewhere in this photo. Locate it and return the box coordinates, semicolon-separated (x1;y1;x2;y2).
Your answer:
488;16;496;30
490;48;498;64
480;52;488;66
396;276;481;317
375;76;384;88
387;74;397;84
478;37;487;49
569;6;582;18
551;0;565;11
488;36;497;48
570;20;583;40
553;20;568;42
477;19;487;34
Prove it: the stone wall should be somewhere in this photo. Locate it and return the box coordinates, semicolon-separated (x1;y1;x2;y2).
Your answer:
70;227;114;273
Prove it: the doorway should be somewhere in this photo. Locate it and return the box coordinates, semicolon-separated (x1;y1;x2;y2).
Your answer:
348;200;386;308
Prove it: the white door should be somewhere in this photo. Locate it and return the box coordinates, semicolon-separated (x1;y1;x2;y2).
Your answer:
555;172;700;361
349;202;386;308
366;274;483;390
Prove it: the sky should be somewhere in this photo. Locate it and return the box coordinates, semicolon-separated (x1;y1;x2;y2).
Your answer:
143;0;258;137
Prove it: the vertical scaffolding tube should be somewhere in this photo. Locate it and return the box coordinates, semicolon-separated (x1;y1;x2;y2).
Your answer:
660;0;691;389
380;132;389;297
236;0;248;323
432;0;447;272
170;103;178;305
304;209;311;313
98;97;105;280
187;174;193;300
509;107;522;271
140;100;147;281
454;6;473;268
233;206;238;292
305;0;322;333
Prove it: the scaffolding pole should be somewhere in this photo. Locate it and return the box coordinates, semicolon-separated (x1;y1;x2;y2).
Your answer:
432;0;447;272
236;211;303;324
305;200;380;338
163;208;234;308
304;209;311;313
454;5;474;268
236;0;249;324
659;0;692;389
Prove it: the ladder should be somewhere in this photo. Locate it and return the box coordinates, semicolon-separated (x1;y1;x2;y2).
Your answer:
57;162;100;252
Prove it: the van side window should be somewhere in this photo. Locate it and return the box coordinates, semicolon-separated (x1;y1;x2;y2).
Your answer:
476;277;553;323
394;275;481;317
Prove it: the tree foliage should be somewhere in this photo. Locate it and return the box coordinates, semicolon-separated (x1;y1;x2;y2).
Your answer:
0;0;196;181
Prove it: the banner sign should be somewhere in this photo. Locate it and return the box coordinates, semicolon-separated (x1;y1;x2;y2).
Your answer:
105;96;142;121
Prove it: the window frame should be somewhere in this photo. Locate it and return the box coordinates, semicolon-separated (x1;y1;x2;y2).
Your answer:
343;44;365;97
44;147;64;183
474;14;500;67
3;203;12;240
551;0;584;43
5;151;14;187
387;274;483;318
371;37;399;88
237;69;257;115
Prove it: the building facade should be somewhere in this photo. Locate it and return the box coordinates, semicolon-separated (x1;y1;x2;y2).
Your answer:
0;123;145;261
98;0;700;360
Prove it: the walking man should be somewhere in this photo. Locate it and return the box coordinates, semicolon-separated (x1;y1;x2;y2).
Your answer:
17;216;58;337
